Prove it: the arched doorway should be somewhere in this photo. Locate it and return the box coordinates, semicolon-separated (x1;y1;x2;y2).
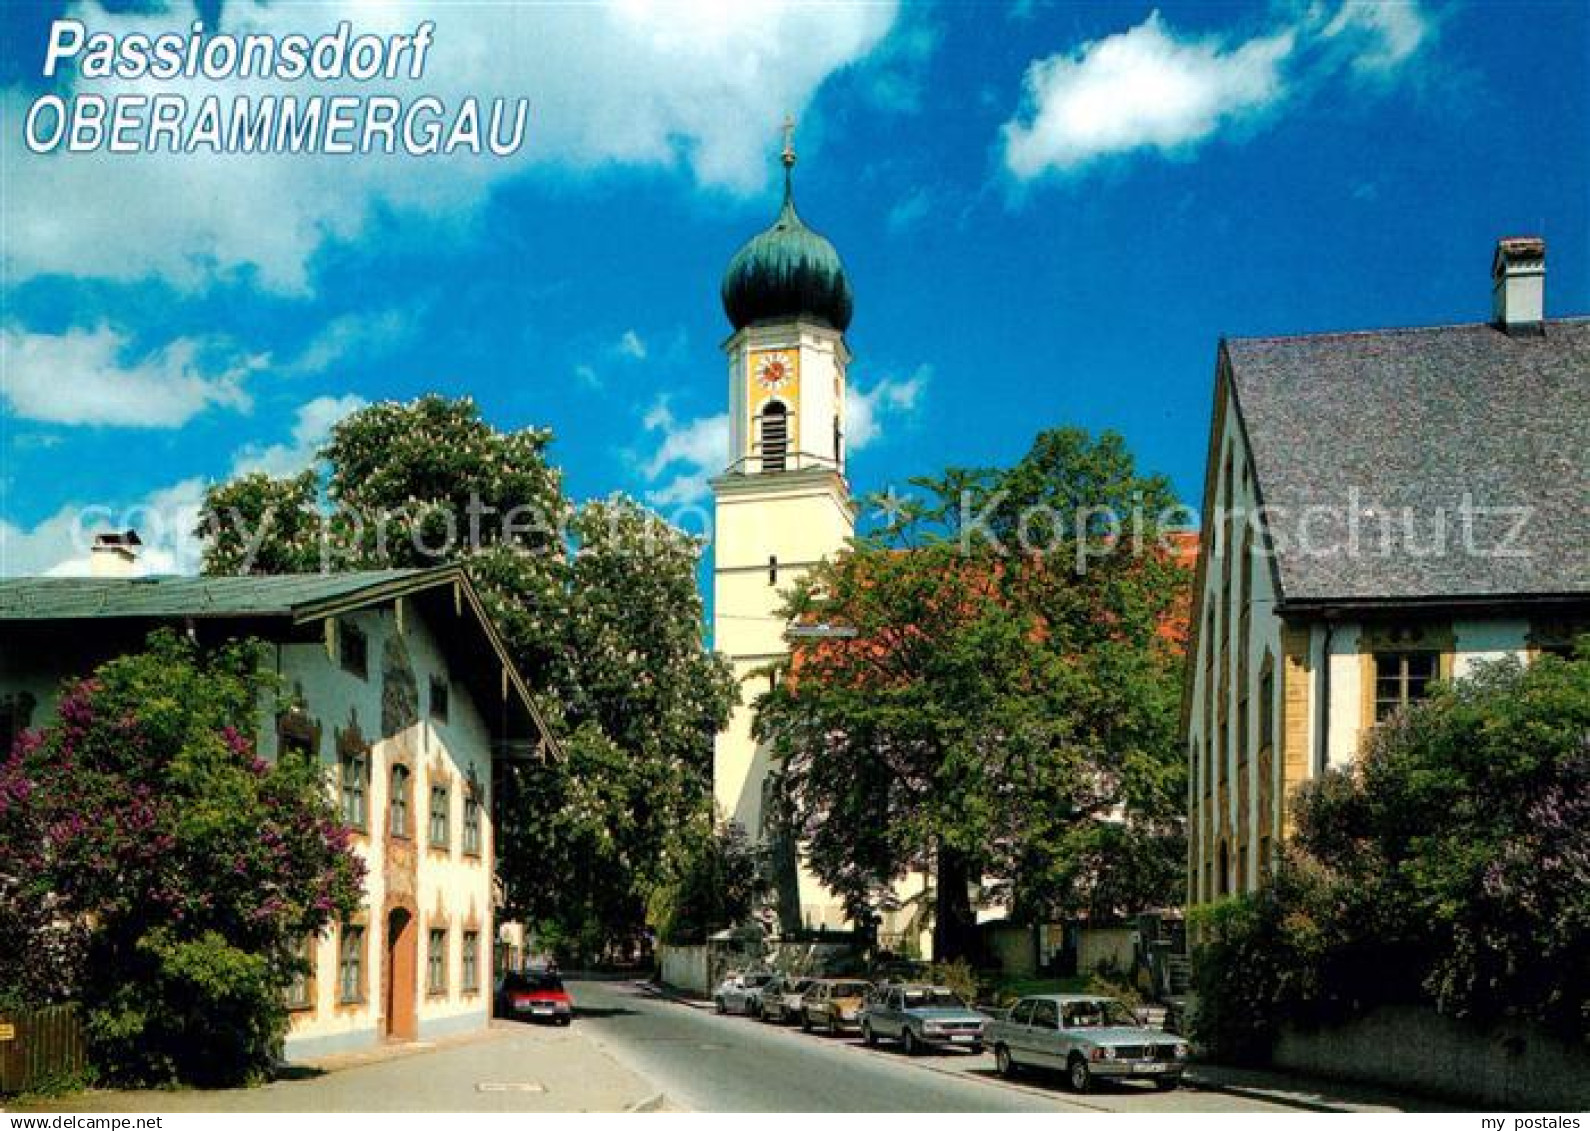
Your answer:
385;907;418;1040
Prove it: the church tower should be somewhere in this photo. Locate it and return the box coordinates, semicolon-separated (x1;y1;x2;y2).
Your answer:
712;124;855;929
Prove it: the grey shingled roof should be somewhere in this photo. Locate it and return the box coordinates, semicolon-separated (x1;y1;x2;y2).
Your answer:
1227;318;1590;605
0;569;429;621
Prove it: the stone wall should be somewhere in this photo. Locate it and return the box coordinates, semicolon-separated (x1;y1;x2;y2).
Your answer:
1273;1005;1590;1109
1077;926;1136;975
984;922;1038;978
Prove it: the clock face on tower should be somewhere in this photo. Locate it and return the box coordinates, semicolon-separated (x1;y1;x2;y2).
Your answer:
754;350;795;392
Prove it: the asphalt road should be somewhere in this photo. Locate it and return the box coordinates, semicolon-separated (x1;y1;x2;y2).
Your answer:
568;979;1299;1113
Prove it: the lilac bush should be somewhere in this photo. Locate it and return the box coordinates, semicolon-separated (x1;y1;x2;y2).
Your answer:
0;631;364;1085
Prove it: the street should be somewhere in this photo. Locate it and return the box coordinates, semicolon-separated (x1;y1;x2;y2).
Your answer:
571;979;1308;1113
11;977;1435;1113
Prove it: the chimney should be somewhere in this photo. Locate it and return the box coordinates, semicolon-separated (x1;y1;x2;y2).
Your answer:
90;530;142;578
1492;236;1545;333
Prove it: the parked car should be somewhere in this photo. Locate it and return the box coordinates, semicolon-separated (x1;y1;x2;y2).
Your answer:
743;974;780;1018
496;970;574;1025
860;983;987;1055
800;978;873;1034
757;974;814;1024
713;971;774;1015
985;995;1188;1093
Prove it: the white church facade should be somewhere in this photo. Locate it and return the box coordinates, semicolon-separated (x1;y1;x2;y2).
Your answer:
711;132;860;932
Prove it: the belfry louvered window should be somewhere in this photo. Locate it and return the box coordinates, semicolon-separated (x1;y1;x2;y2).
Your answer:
760;402;788;472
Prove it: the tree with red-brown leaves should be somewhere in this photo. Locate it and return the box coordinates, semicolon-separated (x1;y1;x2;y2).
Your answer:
756;428;1190;962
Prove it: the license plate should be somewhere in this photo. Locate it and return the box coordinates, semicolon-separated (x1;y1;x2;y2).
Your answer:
1131;1062;1167;1073
950;1035;976;1043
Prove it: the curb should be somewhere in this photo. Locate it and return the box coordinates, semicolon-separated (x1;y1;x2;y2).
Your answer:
1181;1074;1351;1114
634;979;714;1010
635;978;1372;1113
623;1091;672;1113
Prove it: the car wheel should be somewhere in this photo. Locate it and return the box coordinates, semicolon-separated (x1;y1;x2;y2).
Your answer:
902;1028;919;1056
1154;1076;1180;1092
863;1023;877;1047
1069;1055;1093;1094
995;1045;1017;1077
557;1017;572;1027
969;1042;984;1056
715;997;726;1014
801;1011;813;1032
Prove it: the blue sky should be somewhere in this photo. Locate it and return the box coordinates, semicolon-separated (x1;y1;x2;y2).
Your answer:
2;0;1586;579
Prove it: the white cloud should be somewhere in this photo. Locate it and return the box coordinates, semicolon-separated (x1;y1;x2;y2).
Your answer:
3;0;899;293
1002;12;1294;178
886;190;932;233
617;330;648;361
641;400;728;507
1001;3;1430;179
291;309;414;375
0;391;366;576
0;324;259;427
1323;2;1430;74
846;368;928;450
0;476;206;577
228;393;368;477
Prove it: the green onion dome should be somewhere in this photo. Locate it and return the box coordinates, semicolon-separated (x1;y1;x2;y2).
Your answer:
722;161;853;334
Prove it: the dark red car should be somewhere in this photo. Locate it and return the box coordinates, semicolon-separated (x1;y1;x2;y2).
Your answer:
496;970;574;1025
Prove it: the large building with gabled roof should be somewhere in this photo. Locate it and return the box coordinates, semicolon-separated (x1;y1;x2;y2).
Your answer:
1184;237;1590;908
0;561;555;1058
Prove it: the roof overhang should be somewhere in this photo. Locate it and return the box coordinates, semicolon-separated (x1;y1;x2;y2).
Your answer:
1276;591;1590;619
288;566;560;763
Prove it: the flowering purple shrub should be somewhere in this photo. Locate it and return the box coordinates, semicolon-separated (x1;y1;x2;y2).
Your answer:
0;631;365;1086
1194;646;1590;1059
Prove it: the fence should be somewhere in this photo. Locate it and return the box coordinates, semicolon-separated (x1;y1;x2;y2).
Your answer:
0;1004;87;1094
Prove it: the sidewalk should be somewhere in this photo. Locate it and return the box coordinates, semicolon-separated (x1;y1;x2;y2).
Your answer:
1186;1062;1465;1113
8;1020;675;1113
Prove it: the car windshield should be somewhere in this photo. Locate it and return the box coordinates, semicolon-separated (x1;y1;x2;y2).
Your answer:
903;988;966;1009
832;982;871;997
1061;999;1137;1028
745;974;773;987
506;973;563;993
790;979;811;993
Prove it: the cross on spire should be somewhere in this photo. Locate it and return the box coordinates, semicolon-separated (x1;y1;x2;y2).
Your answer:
779;114;798;204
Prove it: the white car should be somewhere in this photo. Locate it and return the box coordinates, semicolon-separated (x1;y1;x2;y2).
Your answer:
713;971;774;1015
986;995;1189;1092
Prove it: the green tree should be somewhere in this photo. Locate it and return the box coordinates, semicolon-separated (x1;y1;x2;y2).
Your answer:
0;632;364;1085
1193;647;1590;1059
756;428;1188;960
196;397;735;952
198;471;325;575
650;818;771;945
